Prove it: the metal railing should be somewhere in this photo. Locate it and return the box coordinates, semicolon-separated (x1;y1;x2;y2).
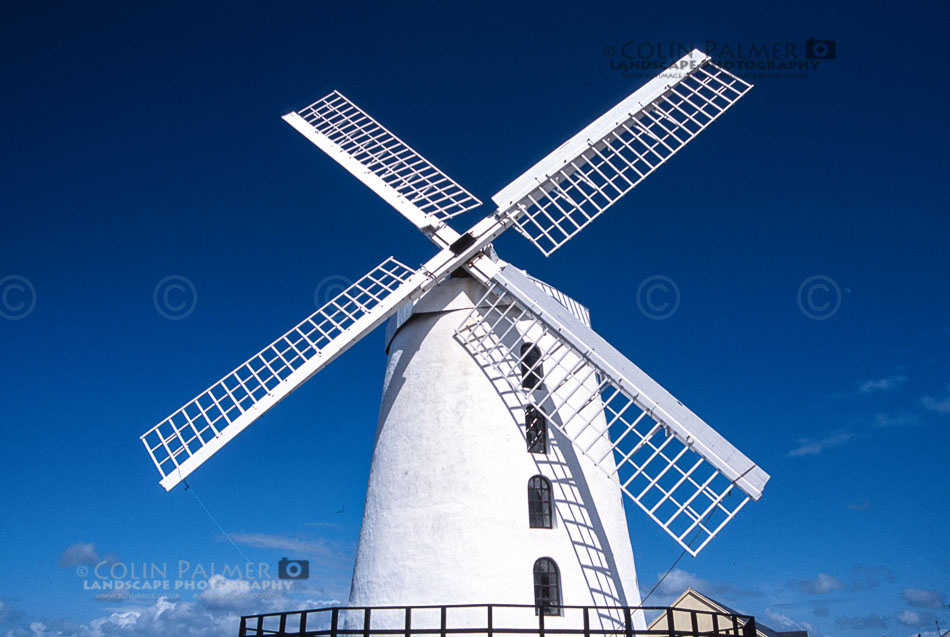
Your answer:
239;604;757;637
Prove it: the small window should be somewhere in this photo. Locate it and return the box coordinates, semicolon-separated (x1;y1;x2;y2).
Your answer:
533;558;561;615
525;406;547;454
521;344;542;390
528;475;553;528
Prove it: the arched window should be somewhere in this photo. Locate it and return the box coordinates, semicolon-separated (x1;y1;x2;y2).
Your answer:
520;344;542;390
525;405;547;454
527;475;553;528
533;558;561;615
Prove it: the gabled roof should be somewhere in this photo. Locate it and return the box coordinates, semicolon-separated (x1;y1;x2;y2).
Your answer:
646;587;801;637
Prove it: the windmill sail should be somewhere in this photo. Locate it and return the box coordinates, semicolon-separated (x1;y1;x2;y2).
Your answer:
141;258;423;491
284;91;482;235
455;265;769;555
493;50;752;256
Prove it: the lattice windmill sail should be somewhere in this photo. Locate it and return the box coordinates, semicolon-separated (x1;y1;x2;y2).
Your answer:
142;258;421;491
142;49;767;572
454;266;766;556
282;91;482;235
492;53;751;255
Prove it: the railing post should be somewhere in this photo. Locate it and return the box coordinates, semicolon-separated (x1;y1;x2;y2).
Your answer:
689;611;699;637
279;613;288;635
487;605;493;637
239;617;247;637
711;614;719;637
624;608;633;637
405;607;412;637
539;607;545;637
300;611;308;635
440;607;447;637
741;618;756;637
666;608;675;637
331;608;339;637
364;608;372;637
256;616;264;636
731;615;739;637
583;607;590;637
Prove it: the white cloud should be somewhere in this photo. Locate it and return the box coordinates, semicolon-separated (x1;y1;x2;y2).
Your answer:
655;568;712;596
921;395;950;414
873;412;919;428
764;608;797;628
763;609;818;636
786;432;855;457
896;609;936;627
795;573;846;594
3;585;312;636
859;375;906;393
850;565;894;589
108;592;315;634
304;522;342;528
1;566;348;636
80;597;238;635
3;618;80;636
902;587;946;608
649;569;756;605
835;613;887;630
198;575;271;612
0;599;24;625
223;533;329;556
58;543;100;568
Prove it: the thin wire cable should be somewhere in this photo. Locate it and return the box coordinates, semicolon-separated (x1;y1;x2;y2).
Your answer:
639;546;688;605
639;506;716;604
185;481;252;563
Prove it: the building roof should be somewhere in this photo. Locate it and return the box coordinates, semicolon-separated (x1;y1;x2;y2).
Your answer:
645;588;807;637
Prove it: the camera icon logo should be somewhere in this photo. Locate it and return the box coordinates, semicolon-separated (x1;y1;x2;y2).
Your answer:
805;38;836;60
278;558;310;580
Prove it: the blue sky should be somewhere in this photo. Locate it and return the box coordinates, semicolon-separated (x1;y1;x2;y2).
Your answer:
1;1;948;635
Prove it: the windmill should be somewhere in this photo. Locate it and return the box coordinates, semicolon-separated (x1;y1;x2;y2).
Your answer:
141;49;769;629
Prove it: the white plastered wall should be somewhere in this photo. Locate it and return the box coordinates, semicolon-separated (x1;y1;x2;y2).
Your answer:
348;276;643;630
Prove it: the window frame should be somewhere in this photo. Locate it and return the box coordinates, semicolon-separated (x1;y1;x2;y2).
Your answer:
520;343;543;390
533;557;561;616
525;405;547;454
527;475;553;529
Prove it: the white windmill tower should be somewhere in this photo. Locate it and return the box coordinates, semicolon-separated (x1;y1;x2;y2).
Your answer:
141;50;769;634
